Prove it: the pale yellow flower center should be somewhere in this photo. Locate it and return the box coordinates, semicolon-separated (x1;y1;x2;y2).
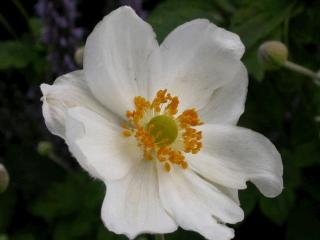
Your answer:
121;89;203;172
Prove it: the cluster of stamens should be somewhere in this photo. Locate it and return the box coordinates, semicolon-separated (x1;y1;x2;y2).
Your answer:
121;89;203;172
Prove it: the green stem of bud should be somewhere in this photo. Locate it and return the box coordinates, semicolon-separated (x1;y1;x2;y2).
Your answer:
0;12;18;38
48;153;72;172
283;61;320;81
154;234;165;240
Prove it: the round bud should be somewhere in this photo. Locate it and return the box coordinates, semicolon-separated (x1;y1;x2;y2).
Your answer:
74;46;84;66
37;141;53;156
0;164;9;193
258;41;288;70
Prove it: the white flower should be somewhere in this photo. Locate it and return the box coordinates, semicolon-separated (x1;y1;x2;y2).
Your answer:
40;6;283;240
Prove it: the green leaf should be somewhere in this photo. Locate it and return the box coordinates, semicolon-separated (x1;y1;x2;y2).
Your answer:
97;225;127;240
259;187;295;225
53;217;95;240
10;233;35;240
0;190;16;231
302;167;320;202
239;183;259;216
28;18;42;39
165;228;203;240
286;201;320;240
148;0;225;43
230;0;297;80
31;172;105;240
0;41;35;70
214;0;236;14
31;172;108;239
293;141;320;168
31;172;104;221
230;1;296;50
281;149;302;189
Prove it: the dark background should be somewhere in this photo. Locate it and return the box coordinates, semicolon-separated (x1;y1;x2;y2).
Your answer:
0;0;320;239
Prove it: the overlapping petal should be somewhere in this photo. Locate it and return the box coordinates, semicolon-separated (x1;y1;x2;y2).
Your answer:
84;6;161;119
40;70;117;139
190;124;283;197
199;63;248;125
101;160;177;239
158;165;244;240
152;19;245;112
65;107;141;181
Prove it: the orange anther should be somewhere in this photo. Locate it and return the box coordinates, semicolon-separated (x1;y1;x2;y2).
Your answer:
122;130;132;137
164;162;171;172
120;89;203;172
180;161;188;169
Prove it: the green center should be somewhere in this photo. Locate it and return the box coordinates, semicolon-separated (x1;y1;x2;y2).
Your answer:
147;115;178;147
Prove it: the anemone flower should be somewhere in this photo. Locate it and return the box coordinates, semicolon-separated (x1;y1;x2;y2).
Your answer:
40;6;283;240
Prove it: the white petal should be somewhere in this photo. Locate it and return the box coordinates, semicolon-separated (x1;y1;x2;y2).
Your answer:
190;124;283;197
102;160;177;239
158;166;243;240
40;70;117;139
215;185;240;205
84;6;160;118
199;63;248;125
65;107;141;181
153;19;245;111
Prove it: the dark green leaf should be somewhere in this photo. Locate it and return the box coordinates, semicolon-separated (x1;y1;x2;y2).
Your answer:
230;1;296;50
28;18;42;39
286;201;320;240
293;141;320;168
148;0;225;43
230;0;298;80
239;183;259;216
31;172;104;221
259;188;295;225
0;41;35;70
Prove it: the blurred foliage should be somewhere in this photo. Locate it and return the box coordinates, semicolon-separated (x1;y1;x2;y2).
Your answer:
0;0;320;239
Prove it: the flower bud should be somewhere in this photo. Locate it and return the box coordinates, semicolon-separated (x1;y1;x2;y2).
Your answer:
0;164;9;193
37;141;53;156
74;46;84;66
258;41;288;70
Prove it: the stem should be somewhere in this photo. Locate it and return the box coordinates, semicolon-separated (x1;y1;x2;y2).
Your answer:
11;0;33;34
11;0;29;20
154;234;165;240
283;61;320;80
0;12;18;38
48;153;72;172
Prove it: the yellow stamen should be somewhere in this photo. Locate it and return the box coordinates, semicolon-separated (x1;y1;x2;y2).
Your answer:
122;130;132;137
164;162;171;172
121;89;203;172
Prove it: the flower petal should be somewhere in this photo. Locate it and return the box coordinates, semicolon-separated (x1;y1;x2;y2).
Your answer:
153;19;245;111
40;70;117;139
65;107;141;181
190;124;283;197
215;185;240;205
101;160;177;239
199;63;248;125
158;166;243;240
84;6;160;118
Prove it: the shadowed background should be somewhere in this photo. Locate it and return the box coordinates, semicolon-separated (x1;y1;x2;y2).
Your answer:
0;0;319;239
